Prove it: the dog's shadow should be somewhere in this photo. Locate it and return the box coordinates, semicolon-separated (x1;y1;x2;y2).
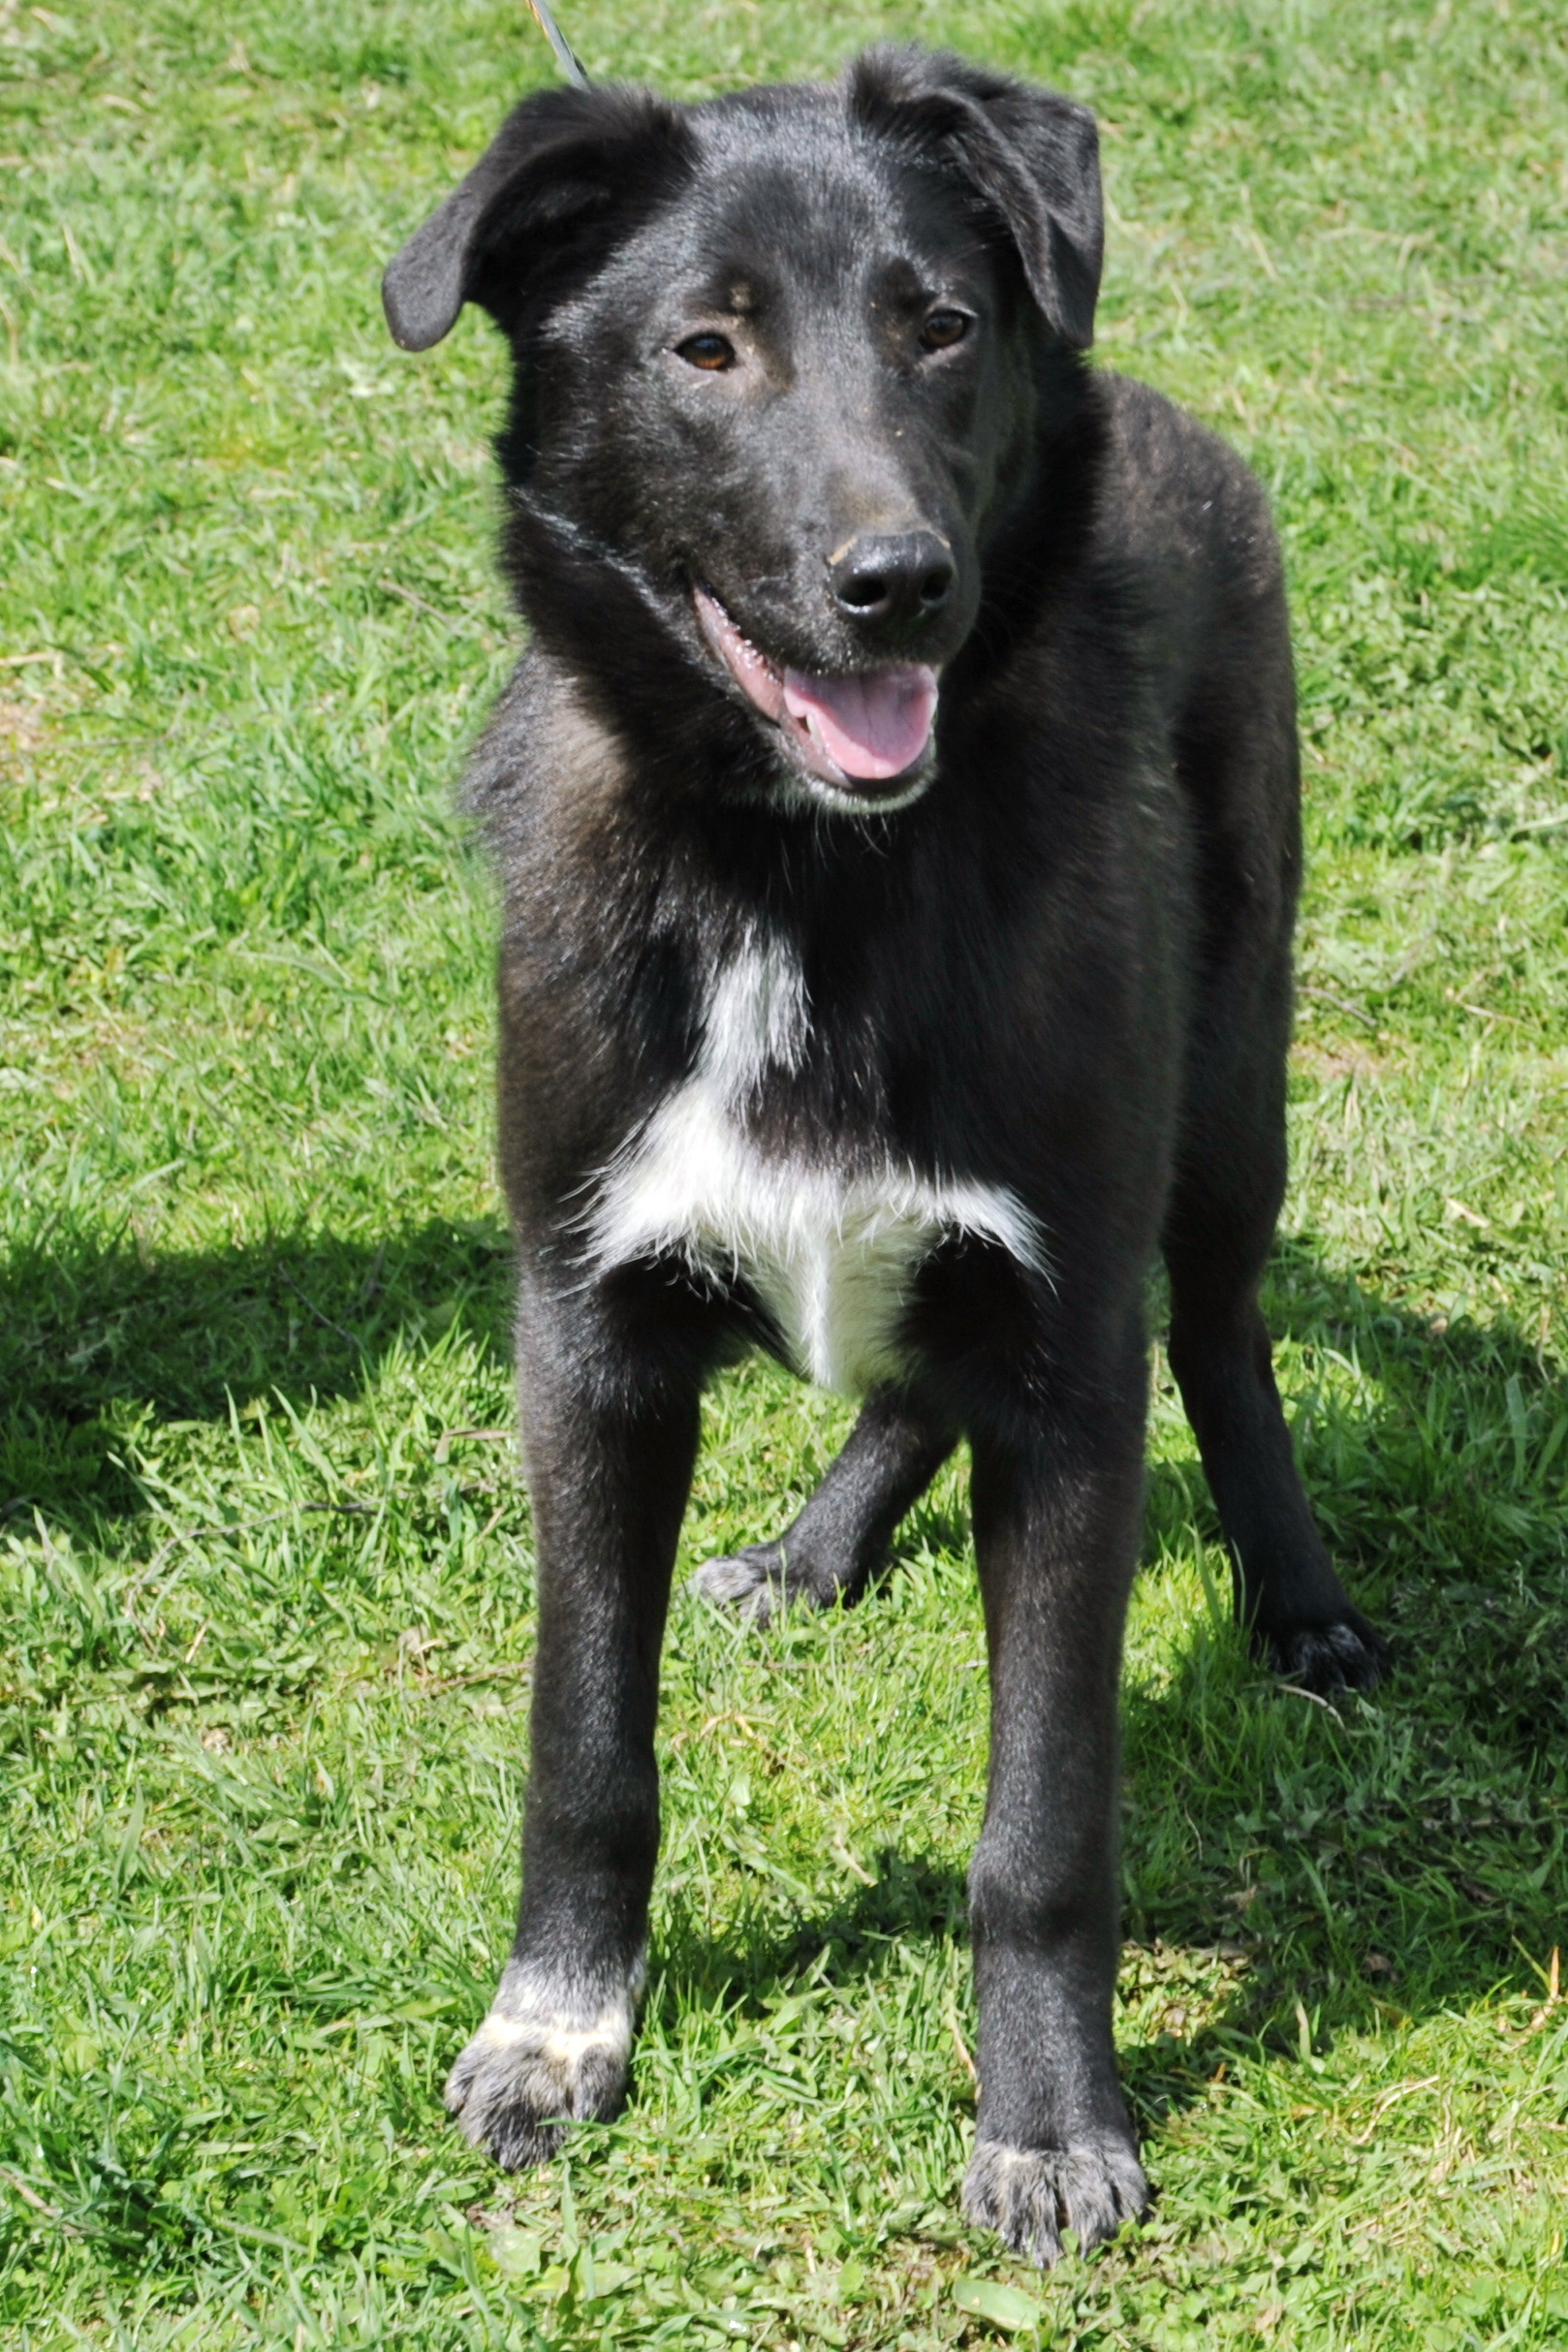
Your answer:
637;1235;1566;2129
10;1214;1562;2091
0;1217;513;1531
640;1561;1559;2143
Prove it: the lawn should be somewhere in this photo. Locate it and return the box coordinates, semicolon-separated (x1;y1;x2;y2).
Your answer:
2;0;1567;2341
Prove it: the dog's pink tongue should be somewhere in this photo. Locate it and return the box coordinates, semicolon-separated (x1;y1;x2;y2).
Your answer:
782;664;937;781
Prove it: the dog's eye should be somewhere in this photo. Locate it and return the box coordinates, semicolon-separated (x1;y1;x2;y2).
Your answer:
920;308;970;352
677;332;737;371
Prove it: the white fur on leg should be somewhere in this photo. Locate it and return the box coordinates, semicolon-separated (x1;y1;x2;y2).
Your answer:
961;2138;1149;2267
445;1954;644;2171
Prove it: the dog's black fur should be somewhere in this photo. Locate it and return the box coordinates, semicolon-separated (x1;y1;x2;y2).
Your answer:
384;47;1385;2266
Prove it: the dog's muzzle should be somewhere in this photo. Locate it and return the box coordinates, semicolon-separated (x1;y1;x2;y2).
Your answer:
695;587;938;792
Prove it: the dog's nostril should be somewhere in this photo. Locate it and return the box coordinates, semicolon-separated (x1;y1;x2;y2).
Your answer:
839;569;891;612
831;531;955;626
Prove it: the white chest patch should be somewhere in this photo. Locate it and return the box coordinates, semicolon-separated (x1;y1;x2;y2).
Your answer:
582;936;1047;1395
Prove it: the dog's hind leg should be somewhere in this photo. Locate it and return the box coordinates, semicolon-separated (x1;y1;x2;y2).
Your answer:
445;1276;702;2171
691;1388;953;1624
1162;1082;1387;1695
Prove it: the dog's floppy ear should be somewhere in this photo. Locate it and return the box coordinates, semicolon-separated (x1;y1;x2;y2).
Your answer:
848;47;1103;351
383;83;695;351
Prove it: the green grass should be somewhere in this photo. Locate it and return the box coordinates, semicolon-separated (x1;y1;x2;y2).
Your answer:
2;0;1567;2340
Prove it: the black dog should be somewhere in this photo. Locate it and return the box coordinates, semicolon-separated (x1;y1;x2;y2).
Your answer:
383;46;1385;2265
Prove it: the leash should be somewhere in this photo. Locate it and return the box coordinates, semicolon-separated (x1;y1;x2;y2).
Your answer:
524;0;591;88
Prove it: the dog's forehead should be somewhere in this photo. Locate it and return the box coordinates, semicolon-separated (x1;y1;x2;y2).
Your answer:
657;89;980;287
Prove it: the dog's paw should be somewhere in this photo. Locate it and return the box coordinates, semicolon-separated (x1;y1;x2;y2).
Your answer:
1268;1611;1387;1696
960;2138;1149;2268
445;1963;638;2172
690;1541;820;1625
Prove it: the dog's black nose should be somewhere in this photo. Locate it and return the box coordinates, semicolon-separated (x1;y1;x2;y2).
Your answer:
830;532;955;628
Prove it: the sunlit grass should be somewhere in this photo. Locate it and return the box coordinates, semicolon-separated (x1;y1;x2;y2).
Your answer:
2;0;1567;2341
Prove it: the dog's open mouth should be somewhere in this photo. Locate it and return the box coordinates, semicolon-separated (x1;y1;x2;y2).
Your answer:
695;587;937;797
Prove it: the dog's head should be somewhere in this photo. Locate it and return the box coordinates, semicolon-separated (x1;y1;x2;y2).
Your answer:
384;47;1103;815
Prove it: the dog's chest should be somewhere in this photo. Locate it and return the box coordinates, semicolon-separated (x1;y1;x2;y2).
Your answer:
584;939;1041;1394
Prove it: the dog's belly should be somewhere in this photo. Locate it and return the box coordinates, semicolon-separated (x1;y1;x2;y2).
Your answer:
585;1079;1043;1394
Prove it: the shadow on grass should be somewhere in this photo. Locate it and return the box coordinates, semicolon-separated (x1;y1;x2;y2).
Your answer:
0;1216;514;1526
7;1214;1564;2081
1134;1220;1568;2092
645;1579;1561;2136
637;1236;1566;2137
656;1846;971;2015
6;1212;1556;1544
647;1614;1562;2148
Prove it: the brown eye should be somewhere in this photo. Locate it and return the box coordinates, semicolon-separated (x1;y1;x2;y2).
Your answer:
677;331;737;371
921;308;970;352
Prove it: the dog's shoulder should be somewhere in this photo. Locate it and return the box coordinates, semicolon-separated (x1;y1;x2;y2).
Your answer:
463;643;646;900
465;647;627;816
1089;369;1282;605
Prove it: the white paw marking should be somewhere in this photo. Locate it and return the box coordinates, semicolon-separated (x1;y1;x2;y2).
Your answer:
446;1955;645;2163
583;932;1047;1393
476;1954;642;2065
473;2006;635;2068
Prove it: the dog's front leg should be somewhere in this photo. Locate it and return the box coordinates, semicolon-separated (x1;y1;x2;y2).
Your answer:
960;1411;1151;2266
445;1282;700;2171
